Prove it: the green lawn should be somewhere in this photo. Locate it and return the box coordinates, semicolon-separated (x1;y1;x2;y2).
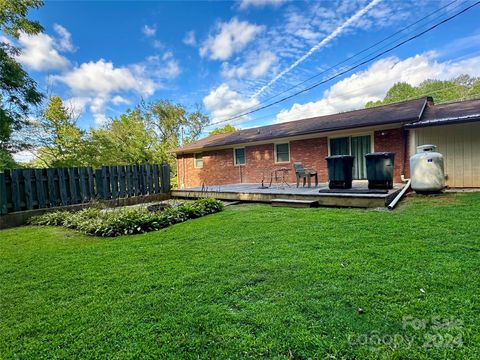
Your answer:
1;193;479;359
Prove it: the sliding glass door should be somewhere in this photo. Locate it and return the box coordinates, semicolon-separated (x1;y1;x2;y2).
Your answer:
329;135;371;179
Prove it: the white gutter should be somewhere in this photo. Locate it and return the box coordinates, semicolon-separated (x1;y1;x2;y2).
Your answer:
388;179;411;210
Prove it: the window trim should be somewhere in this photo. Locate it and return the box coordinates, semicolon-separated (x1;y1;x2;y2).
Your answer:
233;147;246;166
193;152;203;168
274;142;291;164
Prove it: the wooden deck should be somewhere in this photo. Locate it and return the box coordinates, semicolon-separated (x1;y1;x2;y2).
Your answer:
172;181;405;208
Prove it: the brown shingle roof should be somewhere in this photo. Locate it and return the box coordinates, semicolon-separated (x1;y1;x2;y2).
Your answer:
174;97;428;153
406;98;480;128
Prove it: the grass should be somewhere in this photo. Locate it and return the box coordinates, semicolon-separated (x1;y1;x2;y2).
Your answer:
0;193;479;359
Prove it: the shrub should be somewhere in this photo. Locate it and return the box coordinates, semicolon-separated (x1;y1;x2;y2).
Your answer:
29;199;224;237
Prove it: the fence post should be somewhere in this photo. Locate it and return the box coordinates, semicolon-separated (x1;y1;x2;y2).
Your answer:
34;169;46;209
118;166;126;198
0;172;7;215
87;167;95;200
110;166;118;199
138;165;145;195
125;165;132;197
152;165;160;194
79;167;88;202
58;168;69;205
133;165;139;196
68;168;78;204
11;170;21;212
95;167;110;199
46;168;57;207
161;164;171;193
23;169;34;210
145;164;152;194
95;168;102;199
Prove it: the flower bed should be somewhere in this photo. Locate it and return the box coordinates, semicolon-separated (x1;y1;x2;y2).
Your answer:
29;198;224;237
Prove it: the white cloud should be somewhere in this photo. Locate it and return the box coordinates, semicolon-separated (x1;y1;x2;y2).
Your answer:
437;32;480;57
17;32;70;71
55;54;181;124
54;59;155;97
111;95;130;105
53;24;76;52
64;96;89;117
238;0;286;10
53;54;181;125
221;50;277;79
152;40;163;49
200;18;265;60
255;0;382;96
12;150;37;164
183;30;196;46
143;52;181;79
0;35;13;46
275;53;480;122
142;24;156;37
203;83;259;122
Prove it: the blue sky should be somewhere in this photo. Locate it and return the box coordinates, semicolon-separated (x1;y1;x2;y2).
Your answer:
6;0;480;132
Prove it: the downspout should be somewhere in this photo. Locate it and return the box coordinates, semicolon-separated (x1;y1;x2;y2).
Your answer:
392;127;411;210
182;154;186;189
398;97;431;183
388;179;411;210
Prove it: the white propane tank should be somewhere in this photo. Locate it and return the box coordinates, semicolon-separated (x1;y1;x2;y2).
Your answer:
410;145;446;192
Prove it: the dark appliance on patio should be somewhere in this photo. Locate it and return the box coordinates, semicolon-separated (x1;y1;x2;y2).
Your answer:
365;152;395;189
326;155;354;189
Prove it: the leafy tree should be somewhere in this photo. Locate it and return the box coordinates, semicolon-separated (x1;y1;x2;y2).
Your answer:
0;148;17;169
27;99;209;172
366;75;480;108
145;100;209;147
32;96;86;167
366;83;416;108
88;108;164;167
209;124;237;136
0;0;44;162
416;79;465;104
467;78;480;98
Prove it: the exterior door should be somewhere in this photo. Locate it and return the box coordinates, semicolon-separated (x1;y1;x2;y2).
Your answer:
330;135;371;179
351;135;370;179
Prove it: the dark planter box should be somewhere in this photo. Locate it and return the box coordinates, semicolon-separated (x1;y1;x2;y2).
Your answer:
365;152;395;189
326;155;354;189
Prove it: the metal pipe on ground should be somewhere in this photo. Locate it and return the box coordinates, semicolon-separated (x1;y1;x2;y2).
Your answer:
388;179;411;210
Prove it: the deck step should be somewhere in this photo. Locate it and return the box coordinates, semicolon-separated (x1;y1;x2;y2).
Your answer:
271;199;319;208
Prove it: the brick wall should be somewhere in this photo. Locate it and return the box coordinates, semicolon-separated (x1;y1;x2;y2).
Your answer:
373;128;409;182
177;128;408;188
177;149;238;188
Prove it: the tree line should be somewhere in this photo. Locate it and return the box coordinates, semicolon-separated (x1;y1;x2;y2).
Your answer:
28;96;209;170
0;1;215;172
2;1;479;173
365;75;480;108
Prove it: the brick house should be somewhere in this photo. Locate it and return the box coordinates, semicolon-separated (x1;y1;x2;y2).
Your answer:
174;97;480;189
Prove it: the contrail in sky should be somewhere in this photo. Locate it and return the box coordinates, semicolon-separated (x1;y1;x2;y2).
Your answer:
254;0;383;97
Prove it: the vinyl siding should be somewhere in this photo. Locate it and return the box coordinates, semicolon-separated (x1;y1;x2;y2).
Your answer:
409;122;480;187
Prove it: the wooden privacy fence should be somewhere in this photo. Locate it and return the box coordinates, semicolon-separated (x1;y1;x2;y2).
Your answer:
0;164;170;215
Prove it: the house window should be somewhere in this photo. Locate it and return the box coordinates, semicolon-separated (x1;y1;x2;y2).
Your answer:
275;143;290;163
329;135;372;179
234;148;246;166
194;153;203;168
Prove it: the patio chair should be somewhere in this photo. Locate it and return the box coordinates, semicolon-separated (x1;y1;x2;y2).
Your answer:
293;162;318;188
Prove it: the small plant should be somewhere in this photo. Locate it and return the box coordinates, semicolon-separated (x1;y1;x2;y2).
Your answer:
29;198;224;237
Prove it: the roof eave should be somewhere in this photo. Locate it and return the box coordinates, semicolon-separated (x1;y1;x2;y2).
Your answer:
406;114;480;128
174;118;418;154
